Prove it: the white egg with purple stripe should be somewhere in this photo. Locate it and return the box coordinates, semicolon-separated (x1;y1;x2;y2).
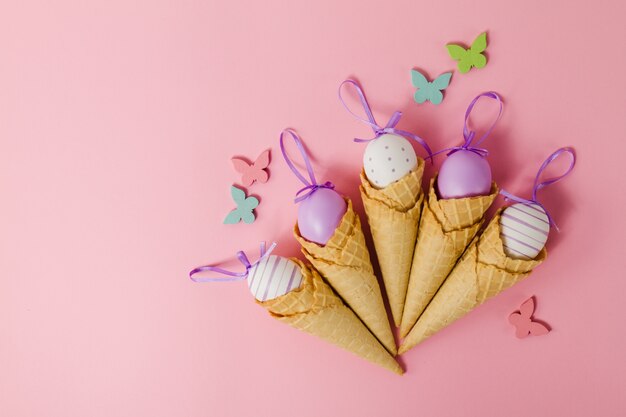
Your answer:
247;255;303;301
500;203;550;260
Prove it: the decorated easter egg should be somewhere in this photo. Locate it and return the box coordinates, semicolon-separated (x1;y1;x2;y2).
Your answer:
363;134;417;189
500;203;549;260
437;150;492;199
297;188;347;245
248;255;304;301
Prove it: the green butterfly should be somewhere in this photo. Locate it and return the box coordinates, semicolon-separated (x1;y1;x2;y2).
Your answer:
446;32;488;73
223;185;259;224
411;70;452;105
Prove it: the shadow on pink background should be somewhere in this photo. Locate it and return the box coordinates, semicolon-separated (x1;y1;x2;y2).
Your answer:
1;1;625;416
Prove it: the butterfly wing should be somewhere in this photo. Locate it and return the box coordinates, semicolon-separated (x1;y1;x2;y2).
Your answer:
446;44;472;73
446;44;467;60
469;32;487;69
252;169;269;184
230;185;246;204
253;150;270;169
232;158;254;186
411;70;433;104
231;158;251;173
414;88;431;104
249;150;270;184
509;312;530;338
432;72;452;90
470;32;487;53
240;196;259;224
519;297;535;318
429;90;444;105
508;312;523;325
223;209;243;224
411;69;429;89
470;52;487;69
240;211;256;224
529;321;550;336
242;196;259;210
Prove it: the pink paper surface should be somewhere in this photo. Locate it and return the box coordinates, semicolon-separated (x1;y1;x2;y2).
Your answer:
1;1;625;416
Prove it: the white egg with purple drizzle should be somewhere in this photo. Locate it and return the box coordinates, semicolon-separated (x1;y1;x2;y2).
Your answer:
247;255;303;302
499;147;576;260
500;203;549;260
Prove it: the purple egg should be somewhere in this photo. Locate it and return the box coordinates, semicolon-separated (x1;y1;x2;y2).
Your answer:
437;150;492;199
297;188;347;245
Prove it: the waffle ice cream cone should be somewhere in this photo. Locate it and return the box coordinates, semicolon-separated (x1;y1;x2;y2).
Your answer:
359;159;425;326
400;177;498;337
294;198;397;356
399;210;546;353
259;259;403;374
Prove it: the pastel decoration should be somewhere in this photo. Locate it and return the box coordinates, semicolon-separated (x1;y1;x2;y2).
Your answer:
500;203;549;260
437;91;502;199
438;150;492;198
297;188;347;244
231;149;271;186
247;255;303;302
223;185;259;224
410;70;452;105
363;134;417;188
500;147;576;259
190;242;300;302
508;297;550;338
446;32;488;74
338;79;432;187
279;129;347;245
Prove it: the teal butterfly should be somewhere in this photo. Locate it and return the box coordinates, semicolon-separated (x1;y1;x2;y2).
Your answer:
223;185;259;224
446;32;488;73
411;70;452;105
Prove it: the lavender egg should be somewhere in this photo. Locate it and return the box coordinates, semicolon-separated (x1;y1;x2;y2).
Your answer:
437;150;492;199
297;188;347;245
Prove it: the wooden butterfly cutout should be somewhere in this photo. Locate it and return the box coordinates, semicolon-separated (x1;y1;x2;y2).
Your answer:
508;297;550;338
411;70;452;105
231;150;270;186
223;186;259;224
446;32;488;74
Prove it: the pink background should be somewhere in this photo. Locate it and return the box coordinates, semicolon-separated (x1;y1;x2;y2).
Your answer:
2;1;625;416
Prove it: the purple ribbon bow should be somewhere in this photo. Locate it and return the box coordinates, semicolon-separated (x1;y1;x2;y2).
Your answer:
432;91;503;159
500;147;576;232
338;79;433;159
279;129;335;203
189;242;277;282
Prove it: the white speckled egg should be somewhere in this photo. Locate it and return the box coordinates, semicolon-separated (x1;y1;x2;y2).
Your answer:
500;203;550;260
363;134;417;189
247;255;303;301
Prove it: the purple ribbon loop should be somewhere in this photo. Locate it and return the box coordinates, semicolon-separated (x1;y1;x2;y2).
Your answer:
189;242;277;283
338;79;433;160
500;147;576;232
280;129;335;203
431;91;503;159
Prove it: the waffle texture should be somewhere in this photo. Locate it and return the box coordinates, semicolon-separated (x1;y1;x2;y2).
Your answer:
359;159;425;326
294;198;397;355
399;210;546;354
400;177;498;337
260;259;402;374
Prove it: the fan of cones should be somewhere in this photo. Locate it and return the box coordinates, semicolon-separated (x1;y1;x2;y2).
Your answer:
280;164;548;373
207;170;549;375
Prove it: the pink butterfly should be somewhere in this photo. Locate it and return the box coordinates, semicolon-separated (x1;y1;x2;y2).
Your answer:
231;150;270;187
508;297;550;338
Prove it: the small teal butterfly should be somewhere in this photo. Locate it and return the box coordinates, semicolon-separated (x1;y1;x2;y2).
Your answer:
411;70;452;105
223;185;259;224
